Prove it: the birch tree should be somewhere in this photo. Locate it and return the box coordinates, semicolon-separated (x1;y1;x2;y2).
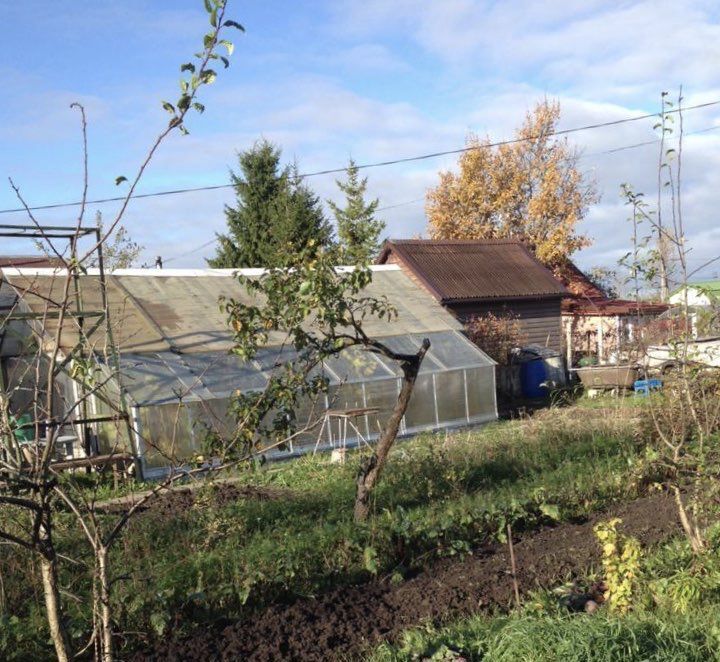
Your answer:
426;99;597;268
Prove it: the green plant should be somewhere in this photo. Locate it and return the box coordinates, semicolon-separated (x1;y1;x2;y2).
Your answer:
594;518;642;614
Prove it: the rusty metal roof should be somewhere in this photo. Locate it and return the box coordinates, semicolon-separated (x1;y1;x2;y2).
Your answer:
378;240;567;303
0;255;64;268
562;297;668;316
0;266;463;355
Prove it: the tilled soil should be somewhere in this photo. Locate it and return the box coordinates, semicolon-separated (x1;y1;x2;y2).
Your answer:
137;493;680;662
101;482;288;517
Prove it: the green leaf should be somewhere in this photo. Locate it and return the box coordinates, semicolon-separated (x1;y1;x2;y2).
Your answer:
180;62;195;74
220;56;229;69
204;33;215;49
219;39;234;55
540;503;561;521
363;546;378;575
223;19;245;31
150;611;169;636
201;69;217;84
203;0;212;12
192;102;205;114
161;101;175;114
209;7;218;27
179;79;188;93
114;176;127;186
177;94;191;111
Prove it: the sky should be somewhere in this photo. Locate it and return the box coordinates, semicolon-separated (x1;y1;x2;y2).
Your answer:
1;0;720;278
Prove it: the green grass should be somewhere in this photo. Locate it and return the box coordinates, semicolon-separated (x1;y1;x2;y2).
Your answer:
0;406;658;659
373;610;720;662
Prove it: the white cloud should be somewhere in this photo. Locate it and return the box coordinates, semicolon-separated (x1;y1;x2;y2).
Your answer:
5;0;720;281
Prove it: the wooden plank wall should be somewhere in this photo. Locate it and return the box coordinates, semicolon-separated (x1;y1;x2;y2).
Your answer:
450;298;563;352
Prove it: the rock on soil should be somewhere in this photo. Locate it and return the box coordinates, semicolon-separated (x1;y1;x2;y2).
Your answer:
135;493;680;661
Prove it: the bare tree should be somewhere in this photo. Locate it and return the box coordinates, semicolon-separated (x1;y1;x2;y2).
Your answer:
622;88;720;554
0;2;245;659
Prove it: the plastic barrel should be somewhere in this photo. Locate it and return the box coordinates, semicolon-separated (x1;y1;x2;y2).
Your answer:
521;359;547;398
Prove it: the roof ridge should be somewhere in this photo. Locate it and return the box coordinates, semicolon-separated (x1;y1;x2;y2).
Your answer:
389;238;525;246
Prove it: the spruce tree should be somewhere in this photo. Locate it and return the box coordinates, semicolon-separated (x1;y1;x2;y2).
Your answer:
272;165;334;265
208;141;333;268
208;140;286;268
328;159;385;264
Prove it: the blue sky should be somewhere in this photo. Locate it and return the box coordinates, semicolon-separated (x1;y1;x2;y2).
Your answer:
2;0;720;276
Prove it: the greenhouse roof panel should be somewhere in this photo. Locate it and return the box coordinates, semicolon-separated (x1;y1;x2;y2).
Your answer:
1;266;462;355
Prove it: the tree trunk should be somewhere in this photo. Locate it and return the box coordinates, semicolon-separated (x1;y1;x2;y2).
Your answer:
38;517;71;662
354;339;430;522
97;545;114;662
673;487;705;554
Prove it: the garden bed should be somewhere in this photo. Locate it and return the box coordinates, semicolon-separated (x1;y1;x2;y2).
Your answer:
98;481;290;515
139;492;680;661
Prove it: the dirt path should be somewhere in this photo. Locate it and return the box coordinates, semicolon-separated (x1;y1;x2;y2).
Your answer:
137;493;680;661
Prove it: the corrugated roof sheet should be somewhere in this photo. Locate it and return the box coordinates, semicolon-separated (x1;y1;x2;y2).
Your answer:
0;266;463;354
0;255;64;268
553;260;607;299
562;297;668;316
378;240;567;302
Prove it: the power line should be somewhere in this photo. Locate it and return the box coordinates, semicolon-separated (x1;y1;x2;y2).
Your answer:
376;197;425;212
162;199;430;263
163;238;218;264
580;124;720;158
2;99;719;216
159;123;720;264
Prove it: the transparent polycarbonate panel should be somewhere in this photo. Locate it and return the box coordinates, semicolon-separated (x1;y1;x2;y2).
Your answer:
374;336;444;376
323;346;394;384
119;354;188;406
181;352;267;399
284;393;327;452
434;370;468;424
252;346;298;373
138;403;195;469
465;367;498;422
403;374;437;431
4;355;75;421
327;382;366;411
364;378;399;436
187;398;234;445
424;331;495;370
325;382;369;442
94;395;132;455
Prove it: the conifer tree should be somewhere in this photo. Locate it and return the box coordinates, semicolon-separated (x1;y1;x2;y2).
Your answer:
208;141;332;267
272;165;333;264
328;159;385;264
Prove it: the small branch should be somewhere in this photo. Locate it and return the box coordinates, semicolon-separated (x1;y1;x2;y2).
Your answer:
507;523;521;608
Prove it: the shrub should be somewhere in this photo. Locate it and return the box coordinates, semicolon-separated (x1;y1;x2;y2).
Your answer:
466;312;527;365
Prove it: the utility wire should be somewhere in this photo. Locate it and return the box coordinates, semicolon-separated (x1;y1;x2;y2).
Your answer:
162;238;218;264
160;124;720;264
580;124;720;158
162;198;429;263
2;99;719;216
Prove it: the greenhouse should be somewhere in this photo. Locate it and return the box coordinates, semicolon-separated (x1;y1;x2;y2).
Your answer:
1;265;497;479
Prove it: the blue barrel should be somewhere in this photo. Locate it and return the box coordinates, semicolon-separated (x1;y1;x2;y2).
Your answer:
521;359;547;398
